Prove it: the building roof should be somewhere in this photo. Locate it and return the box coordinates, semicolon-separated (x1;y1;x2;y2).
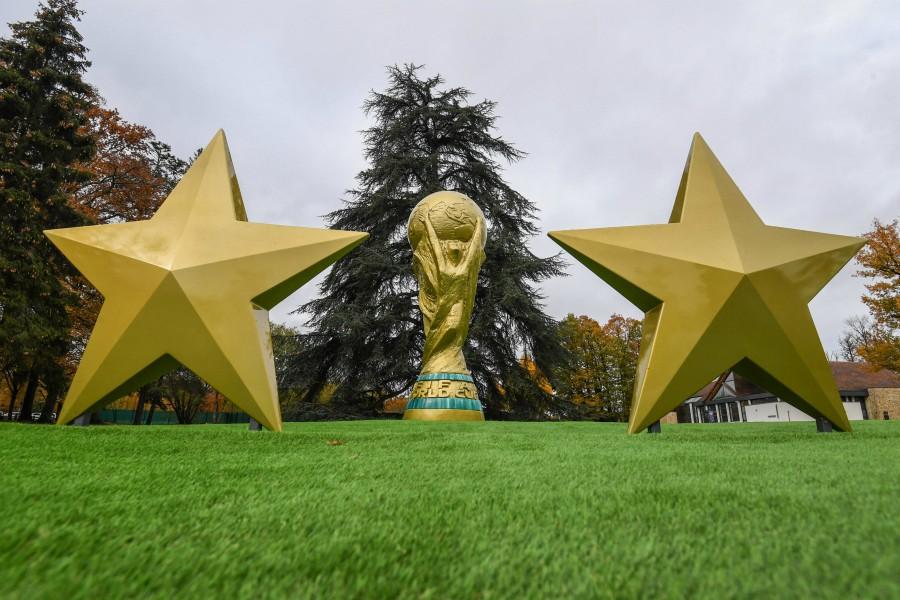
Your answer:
693;381;717;399
829;361;900;390
689;361;900;401
691;373;765;400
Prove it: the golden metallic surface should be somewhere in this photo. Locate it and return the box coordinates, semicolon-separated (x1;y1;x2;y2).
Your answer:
549;133;865;434
405;191;486;421
410;378;479;401
45;131;367;431
403;409;486;422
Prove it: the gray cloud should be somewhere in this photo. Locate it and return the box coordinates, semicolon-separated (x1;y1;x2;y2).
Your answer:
3;0;897;352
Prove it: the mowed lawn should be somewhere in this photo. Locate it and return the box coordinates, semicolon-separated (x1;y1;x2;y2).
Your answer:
1;420;898;599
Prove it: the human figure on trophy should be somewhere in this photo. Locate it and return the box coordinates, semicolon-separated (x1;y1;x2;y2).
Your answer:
408;191;486;375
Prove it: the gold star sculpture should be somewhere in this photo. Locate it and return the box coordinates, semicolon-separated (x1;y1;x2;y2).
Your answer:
46;131;367;431
549;133;865;433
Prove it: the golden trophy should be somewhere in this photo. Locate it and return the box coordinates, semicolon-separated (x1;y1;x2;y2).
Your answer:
404;191;486;421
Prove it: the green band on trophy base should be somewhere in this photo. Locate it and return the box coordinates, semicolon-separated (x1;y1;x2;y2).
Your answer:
407;397;481;411
404;372;484;421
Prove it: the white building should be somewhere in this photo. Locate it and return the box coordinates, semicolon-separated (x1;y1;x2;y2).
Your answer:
673;362;900;424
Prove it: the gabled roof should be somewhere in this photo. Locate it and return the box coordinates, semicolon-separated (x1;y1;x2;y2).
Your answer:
689;361;900;400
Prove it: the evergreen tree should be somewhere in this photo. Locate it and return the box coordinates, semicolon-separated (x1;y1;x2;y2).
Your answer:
291;65;566;418
0;0;96;421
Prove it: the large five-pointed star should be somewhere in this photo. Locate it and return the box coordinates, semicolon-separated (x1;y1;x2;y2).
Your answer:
46;131;367;431
549;133;865;433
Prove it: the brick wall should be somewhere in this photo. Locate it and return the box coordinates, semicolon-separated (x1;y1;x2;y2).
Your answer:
865;388;900;420
661;411;678;425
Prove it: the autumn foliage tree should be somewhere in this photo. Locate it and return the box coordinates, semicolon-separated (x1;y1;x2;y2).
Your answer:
65;105;186;360
71;105;187;223
845;219;900;372
555;314;642;421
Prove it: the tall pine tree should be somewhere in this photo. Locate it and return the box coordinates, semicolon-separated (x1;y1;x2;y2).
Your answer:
291;65;566;418
0;0;95;421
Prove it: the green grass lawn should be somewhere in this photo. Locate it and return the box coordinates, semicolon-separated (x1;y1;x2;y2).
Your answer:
1;420;898;599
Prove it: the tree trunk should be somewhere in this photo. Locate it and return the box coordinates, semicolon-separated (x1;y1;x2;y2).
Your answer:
133;387;148;425
132;398;145;425
16;371;39;423
6;377;22;420
37;381;60;423
145;401;156;425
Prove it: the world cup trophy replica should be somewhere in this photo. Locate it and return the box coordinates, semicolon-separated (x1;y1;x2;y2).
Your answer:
405;191;486;421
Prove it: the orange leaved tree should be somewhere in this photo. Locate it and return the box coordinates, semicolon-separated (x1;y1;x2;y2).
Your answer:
555;314;642;421
847;219;900;373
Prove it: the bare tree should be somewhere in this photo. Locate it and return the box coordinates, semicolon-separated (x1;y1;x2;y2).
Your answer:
837;315;876;362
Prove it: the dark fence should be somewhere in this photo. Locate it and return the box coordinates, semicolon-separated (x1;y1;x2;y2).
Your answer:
99;408;250;425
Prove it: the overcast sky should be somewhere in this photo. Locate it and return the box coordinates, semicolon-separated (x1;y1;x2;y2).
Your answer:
4;0;899;353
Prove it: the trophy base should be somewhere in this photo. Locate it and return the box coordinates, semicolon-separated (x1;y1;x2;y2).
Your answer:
403;372;484;422
403;408;485;421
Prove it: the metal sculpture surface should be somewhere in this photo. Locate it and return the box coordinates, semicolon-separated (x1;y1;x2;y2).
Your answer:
405;191;486;421
549;133;865;433
45;131;367;431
